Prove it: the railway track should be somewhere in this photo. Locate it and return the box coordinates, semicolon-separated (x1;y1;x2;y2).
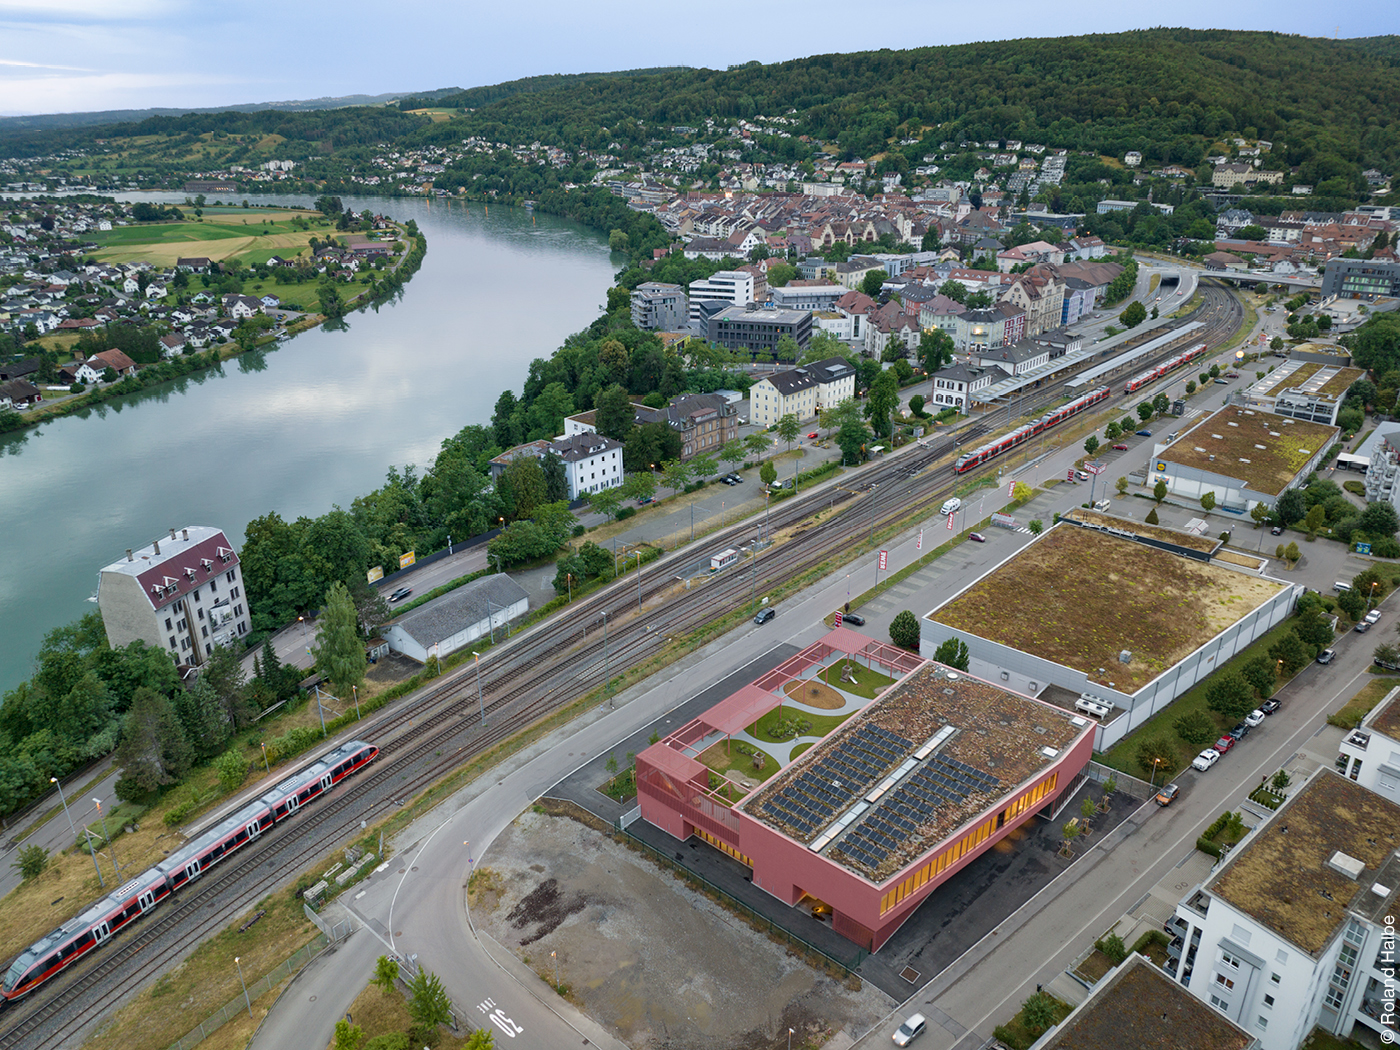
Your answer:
0;281;1248;1050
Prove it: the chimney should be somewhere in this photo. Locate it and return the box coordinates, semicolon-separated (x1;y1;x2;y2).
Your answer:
182;528;189;541
169;528;176;541
126;549;133;561
153;539;160;555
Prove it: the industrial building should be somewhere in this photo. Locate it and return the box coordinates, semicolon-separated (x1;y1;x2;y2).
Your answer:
922;523;1298;749
381;574;528;664
1234;356;1363;426
635;630;1095;951
1145;406;1339;515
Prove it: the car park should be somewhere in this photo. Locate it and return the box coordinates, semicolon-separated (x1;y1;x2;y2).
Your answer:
388;587;412;603
968;532;986;543
892;1014;927;1047
1245;709;1266;727
1261;698;1281;715
940;497;961;514
842;613;866;627
1192;748;1220;771
753;608;775;625
1112;443;1129;451
1215;735;1236;753
1155;783;1180;807
1317;648;1336;664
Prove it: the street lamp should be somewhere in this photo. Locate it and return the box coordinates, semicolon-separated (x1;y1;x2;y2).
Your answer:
1150;758;1162;789
472;651;484;724
52;778;103;887
234;956;252;1017
1369;581;1379;611
93;798;120;880
260;742;270;774
352;683;361;720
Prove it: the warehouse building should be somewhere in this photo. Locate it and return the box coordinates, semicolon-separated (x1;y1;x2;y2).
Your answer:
382;574;528;664
635;631;1095;951
921;524;1299;749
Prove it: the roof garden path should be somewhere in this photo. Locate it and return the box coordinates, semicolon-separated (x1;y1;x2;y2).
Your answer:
728;680;872;764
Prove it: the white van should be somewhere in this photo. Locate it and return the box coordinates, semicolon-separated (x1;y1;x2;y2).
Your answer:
940;497;961;515
1334;581;1353;593
1093;499;1112;512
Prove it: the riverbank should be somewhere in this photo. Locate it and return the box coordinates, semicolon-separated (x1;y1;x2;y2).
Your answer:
1;221;425;435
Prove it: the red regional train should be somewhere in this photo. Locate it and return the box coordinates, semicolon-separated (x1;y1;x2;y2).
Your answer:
954;386;1112;474
1123;342;1208;394
1;740;379;1004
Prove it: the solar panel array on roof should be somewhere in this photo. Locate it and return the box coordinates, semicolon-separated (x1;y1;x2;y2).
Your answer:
838;755;1002;875
760;724;911;838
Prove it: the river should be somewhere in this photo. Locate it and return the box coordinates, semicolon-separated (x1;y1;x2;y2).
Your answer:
0;193;621;693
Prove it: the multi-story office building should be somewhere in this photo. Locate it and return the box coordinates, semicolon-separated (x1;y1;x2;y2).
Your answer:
709;304;812;356
630;281;688;331
1321;258;1400;300
687;270;755;325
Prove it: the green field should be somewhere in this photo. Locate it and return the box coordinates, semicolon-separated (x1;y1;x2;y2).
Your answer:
87;209;330;267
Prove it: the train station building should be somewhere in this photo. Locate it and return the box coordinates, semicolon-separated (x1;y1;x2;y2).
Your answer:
920;522;1300;749
634;630;1095;951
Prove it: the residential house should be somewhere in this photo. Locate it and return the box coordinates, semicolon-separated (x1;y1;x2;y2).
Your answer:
834;290;878;342
864;301;919;360
548;432;624;499
0;358;41;382
159;333;187;358
970;338;1050;377
749;368;819;427
999;269;1064;337
951;303;1027;354
221;294;263;320
0;379;41;408
802;357;857;411
89;348;138;377
631;281;688;331
637;392;738;460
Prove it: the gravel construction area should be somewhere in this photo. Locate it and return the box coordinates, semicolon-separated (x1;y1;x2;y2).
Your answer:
473;810;893;1050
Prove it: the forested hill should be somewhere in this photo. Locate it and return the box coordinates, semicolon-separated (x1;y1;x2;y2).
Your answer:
2;29;1398;173
425;29;1400;167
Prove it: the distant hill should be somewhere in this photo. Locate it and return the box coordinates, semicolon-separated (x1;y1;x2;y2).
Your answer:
0;86;465;133
1;30;1397;176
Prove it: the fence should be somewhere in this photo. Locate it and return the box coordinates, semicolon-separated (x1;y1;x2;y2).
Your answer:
164;934;327;1050
616;824;866;979
1085;760;1155;801
303;901;355;944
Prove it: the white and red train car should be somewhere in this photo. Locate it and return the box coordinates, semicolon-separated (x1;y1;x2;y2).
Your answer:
1;740;378;1003
1123;342;1208;394
954;386;1111;474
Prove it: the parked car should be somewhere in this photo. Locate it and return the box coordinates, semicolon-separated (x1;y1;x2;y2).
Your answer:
388;587;412;603
1214;377;1229;384
1366;610;1382;625
722;476;738;485
636;495;655;505
1155;783;1180;807
842;613;866;627
892;1014;927;1047
968;532;986;543
1261;698;1282;715
1228;723;1250;741
1214;735;1236;753
1270;525;1284;536
1192;748;1221;771
1136;429;1152;437
807;431;818;439
1225;372;1240;378
1112;443;1129;451
940;497;962;515
1245;709;1266;727
1317;648;1336;665
753;607;775;625
727;473;744;483
1355;620;1372;633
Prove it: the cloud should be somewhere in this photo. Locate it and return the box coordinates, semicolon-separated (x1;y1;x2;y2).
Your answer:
0;57;97;72
0;70;247;116
0;0;180;18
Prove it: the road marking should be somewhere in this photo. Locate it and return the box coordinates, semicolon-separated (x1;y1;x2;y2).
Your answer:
354;890;366;900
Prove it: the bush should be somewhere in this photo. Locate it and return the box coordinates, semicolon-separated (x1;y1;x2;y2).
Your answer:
1096;932;1128;964
615;506;635;521
890;610;921;649
12;844;48;881
163;800;195;827
215;748;248;793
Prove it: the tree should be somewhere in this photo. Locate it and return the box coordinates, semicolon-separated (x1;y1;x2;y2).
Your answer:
860;268;886;297
1084;436;1100;457
1336;586;1367;621
12;845;48;881
743;432;771;459
540;451;569;504
1013;482;1033;503
908;393;926;418
1303;503;1327;535
500;456;548;522
624;420;682;472
1240;655;1277;699
1276;488;1307;526
866;370;899;436
1137;401;1154;423
719;439;747;472
1021;992;1056;1037
1134;735;1177;779
408;967;453;1031
759;460;778;488
1173;710;1218;749
621;471;656;504
114;687;194;799
1201;491;1217;512
1270;630;1312;674
932;635;969;668
312;581;366;691
776;413;801;454
1270;336;1285;352
1284;540;1301;565
661;458;696;493
1145;506;1160;524
1152;392;1170;417
1115;476;1129;497
1027;519;1043;534
373;955;400;995
1205;669;1255;721
918;329;955;375
1152;479;1168;503
1120;300;1147;328
333;1020;364;1050
1251;503;1273;528
593;384;635;441
215;748;248;793
1359;501;1400;538
1185;380;1197;395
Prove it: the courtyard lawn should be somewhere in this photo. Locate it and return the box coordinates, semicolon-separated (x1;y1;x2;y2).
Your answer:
819;661;896;700
747;705;852;744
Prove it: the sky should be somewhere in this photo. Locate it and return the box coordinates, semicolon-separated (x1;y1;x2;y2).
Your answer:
1;0;1397;117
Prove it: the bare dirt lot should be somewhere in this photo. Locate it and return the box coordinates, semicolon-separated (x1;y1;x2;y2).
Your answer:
473;810;892;1050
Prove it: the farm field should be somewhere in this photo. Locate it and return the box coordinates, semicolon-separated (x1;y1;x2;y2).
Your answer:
86;208;329;267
